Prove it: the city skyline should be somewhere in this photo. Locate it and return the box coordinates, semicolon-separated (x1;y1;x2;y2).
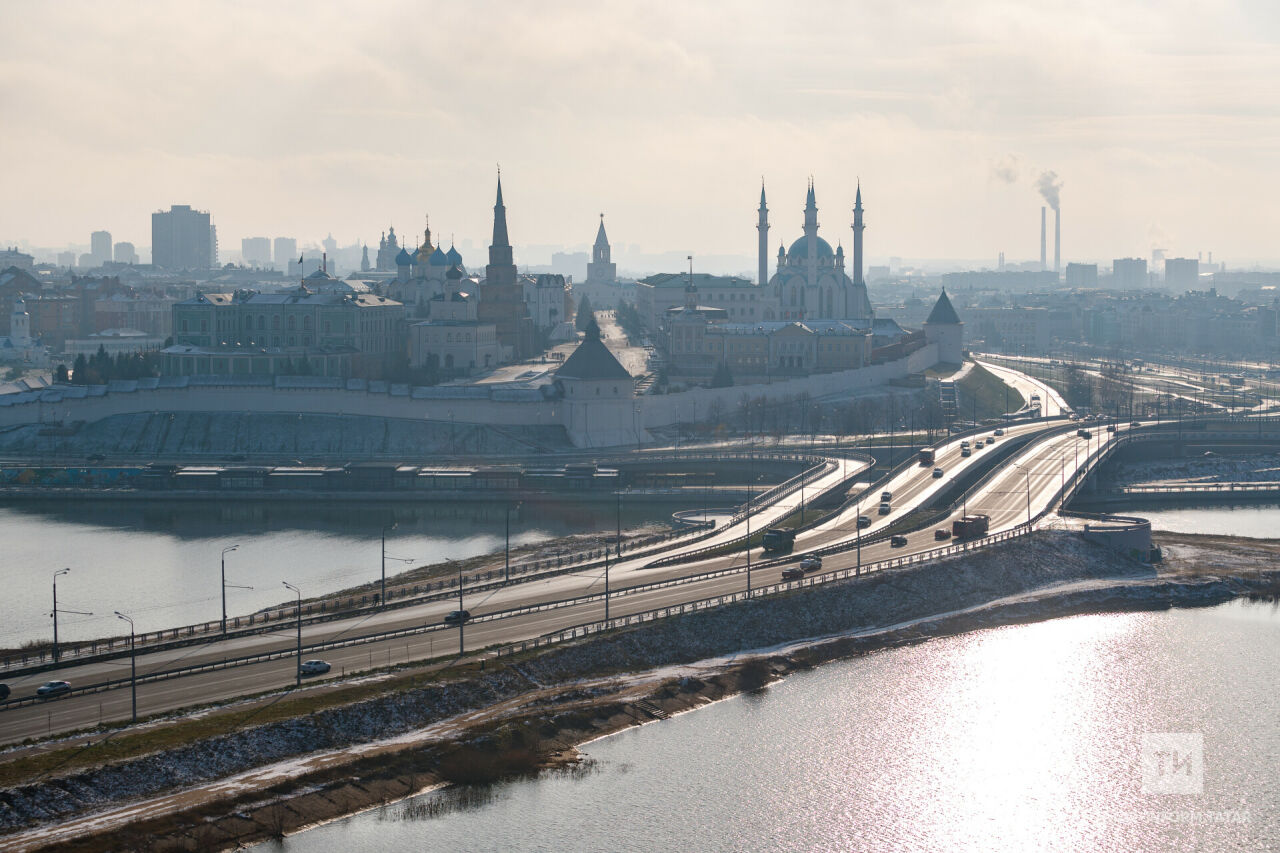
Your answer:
3;1;1279;267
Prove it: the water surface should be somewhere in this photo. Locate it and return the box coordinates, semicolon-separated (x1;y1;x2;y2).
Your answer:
263;602;1280;853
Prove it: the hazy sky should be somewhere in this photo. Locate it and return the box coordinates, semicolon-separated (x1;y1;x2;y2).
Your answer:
4;0;1279;269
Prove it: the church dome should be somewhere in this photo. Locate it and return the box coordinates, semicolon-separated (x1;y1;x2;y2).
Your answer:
446;263;462;280
445;245;463;265
395;248;413;266
429;246;449;266
788;236;835;259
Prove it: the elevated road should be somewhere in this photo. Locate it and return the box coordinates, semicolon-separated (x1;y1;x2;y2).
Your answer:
0;365;1159;743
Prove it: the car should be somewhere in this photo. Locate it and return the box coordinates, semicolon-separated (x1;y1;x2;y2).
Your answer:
36;680;71;699
960;447;972;457
856;515;872;528
1077;429;1092;439
878;502;892;515
890;535;908;547
934;528;952;541
0;683;9;701
781;567;805;580
799;555;822;571
985;436;995;445
1106;424;1117;432
932;467;944;478
444;609;471;625
299;660;331;676
1131;421;1141;427
994;428;1005;436
880;491;893;502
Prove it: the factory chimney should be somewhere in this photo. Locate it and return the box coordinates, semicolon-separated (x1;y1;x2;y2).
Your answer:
1040;206;1047;271
1054;207;1060;275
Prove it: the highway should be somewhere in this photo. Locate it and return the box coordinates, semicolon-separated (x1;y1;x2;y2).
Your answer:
0;372;1127;743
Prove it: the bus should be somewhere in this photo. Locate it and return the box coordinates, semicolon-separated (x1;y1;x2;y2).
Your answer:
918;447;935;466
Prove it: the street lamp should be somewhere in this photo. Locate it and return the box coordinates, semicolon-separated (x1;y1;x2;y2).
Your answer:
114;611;137;723
455;559;465;656
380;522;397;608
282;581;302;687
221;545;250;635
51;568;90;663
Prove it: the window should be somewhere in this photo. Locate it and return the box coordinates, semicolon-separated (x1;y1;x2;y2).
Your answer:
288;336;295;346
288;316;296;331
182;319;189;332
324;320;331;333
200;319;207;332
258;315;265;330
272;316;280;330
303;316;312;331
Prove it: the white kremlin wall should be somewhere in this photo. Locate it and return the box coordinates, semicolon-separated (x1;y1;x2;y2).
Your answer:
0;344;938;449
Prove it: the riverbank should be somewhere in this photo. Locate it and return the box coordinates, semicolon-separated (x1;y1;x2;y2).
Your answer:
3;529;1279;852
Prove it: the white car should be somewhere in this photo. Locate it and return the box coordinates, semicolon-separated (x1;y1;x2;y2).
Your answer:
799;555;823;571
299;660;331;676
36;680;71;698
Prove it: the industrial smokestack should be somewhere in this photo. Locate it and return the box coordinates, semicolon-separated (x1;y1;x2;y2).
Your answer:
1040;206;1047;271
1054;207;1060;275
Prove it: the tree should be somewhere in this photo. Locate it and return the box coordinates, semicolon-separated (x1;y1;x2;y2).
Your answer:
575;294;595;331
53;364;69;384
710;362;734;388
72;353;89;385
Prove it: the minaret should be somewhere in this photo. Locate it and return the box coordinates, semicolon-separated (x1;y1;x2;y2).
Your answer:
757;182;769;287
852;181;865;288
804;179;818;290
486;172;517;287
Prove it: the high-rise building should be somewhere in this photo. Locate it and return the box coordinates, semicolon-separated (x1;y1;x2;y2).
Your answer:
113;242;138;265
273;237;297;272
1165;258;1200;290
91;230;112;266
1112;257;1147;289
241;237;271;267
1064;263;1098;288
151;205;216;270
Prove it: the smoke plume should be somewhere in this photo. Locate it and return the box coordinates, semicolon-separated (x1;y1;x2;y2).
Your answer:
991;154;1019;184
1036;170;1062;210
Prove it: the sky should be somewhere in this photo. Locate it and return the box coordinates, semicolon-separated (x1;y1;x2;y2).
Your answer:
3;0;1279;271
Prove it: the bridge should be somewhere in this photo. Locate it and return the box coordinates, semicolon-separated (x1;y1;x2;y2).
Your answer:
3;372;1277;743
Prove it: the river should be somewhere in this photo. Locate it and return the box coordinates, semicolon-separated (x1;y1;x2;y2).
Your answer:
263;600;1280;853
0;497;699;648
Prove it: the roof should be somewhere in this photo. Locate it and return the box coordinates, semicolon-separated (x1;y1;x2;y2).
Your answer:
925;289;962;324
638;272;754;289
787;236;835;259
555;327;633;382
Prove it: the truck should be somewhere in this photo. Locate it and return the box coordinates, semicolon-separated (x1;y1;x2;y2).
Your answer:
918;447;935;466
761;528;797;552
951;514;990;540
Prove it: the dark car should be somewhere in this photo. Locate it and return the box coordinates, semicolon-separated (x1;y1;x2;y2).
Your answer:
0;683;9;701
36;680;71;699
934;528;952;541
890;535;908;547
781;567;805;580
444;610;471;625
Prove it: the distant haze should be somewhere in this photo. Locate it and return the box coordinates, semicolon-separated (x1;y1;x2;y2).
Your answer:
3;0;1279;268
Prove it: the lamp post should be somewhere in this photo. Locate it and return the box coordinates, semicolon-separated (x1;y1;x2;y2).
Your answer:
51;568;90;664
114;611;137;723
380;522;397;608
746;439;754;596
282;582;302;687
855;500;862;574
220;544;246;635
456;559;465;655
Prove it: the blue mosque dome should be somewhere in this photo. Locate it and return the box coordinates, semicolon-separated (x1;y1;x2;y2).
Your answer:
788;236;835;259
